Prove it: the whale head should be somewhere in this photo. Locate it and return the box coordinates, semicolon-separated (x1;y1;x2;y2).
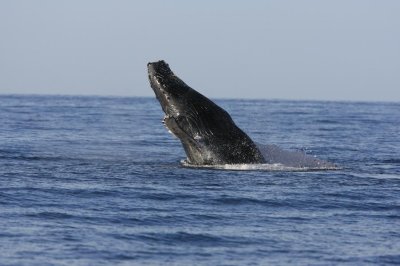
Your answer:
147;60;265;165
147;60;222;164
147;60;190;117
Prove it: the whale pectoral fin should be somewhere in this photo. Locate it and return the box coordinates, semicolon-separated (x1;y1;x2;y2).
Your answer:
163;115;198;145
164;115;185;138
164;115;211;164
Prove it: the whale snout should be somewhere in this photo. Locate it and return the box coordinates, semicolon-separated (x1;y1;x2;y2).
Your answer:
147;60;171;76
147;60;191;119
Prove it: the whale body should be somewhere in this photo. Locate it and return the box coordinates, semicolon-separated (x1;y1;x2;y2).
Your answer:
147;60;265;165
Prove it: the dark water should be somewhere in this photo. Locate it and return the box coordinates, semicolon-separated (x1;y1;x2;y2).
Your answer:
1;95;399;265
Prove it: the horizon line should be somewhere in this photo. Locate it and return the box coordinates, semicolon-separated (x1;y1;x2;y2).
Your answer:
0;92;398;105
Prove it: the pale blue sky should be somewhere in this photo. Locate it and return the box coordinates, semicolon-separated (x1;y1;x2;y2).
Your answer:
1;0;399;101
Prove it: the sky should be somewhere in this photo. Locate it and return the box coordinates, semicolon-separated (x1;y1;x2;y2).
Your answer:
0;0;399;101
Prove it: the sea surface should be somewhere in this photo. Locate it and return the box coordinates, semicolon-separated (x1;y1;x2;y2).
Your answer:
0;95;399;265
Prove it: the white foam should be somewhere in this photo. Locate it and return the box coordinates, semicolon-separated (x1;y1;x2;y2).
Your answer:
181;161;339;172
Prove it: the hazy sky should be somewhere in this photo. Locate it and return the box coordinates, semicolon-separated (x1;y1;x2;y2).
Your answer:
1;0;399;101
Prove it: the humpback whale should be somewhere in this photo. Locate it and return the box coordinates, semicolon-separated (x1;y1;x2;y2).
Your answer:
148;60;265;165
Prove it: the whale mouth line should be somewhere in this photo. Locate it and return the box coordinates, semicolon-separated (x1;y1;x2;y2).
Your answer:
149;74;171;114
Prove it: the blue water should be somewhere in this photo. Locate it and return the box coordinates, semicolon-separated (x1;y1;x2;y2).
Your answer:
1;95;399;265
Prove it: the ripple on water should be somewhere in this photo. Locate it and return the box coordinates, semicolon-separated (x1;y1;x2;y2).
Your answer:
1;96;399;265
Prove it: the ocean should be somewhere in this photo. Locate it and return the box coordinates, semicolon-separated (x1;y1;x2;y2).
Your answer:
0;95;399;265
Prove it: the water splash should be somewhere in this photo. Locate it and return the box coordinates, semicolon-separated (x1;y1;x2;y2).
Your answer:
182;161;338;171
181;143;338;171
257;143;337;169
